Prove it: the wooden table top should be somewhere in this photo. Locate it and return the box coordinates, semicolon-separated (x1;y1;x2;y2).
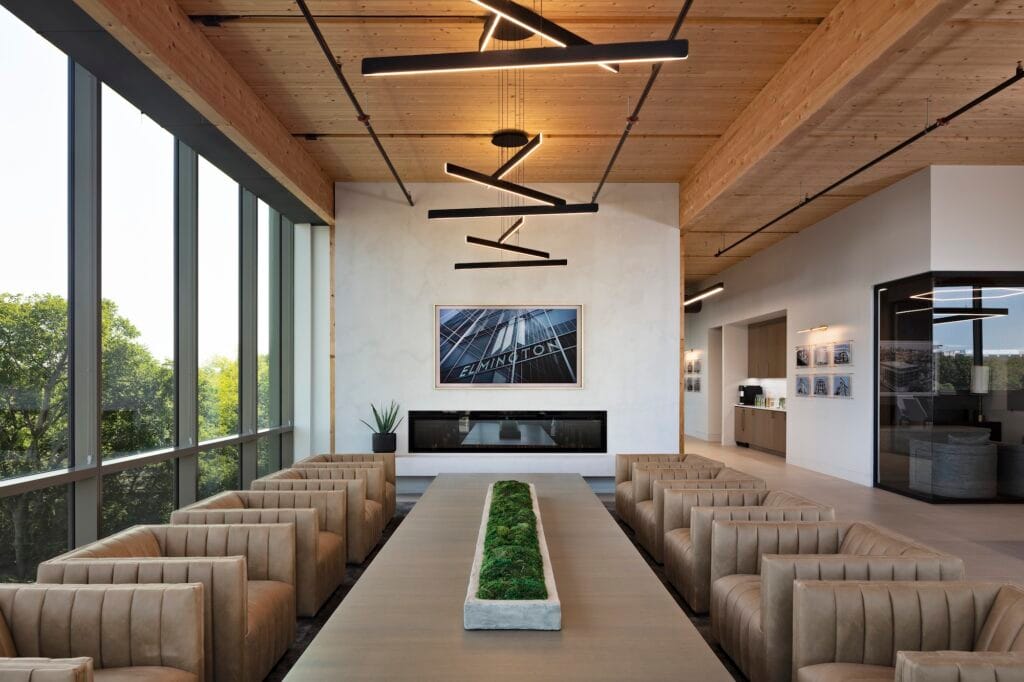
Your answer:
286;473;734;681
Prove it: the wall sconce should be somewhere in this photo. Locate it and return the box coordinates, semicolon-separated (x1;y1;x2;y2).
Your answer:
797;325;829;334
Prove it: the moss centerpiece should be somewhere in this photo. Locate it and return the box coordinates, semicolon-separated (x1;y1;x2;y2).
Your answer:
464;480;561;630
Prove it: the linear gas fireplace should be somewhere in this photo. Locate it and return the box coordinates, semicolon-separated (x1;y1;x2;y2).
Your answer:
409;411;606;453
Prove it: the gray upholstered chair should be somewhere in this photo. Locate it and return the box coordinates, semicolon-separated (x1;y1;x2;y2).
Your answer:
708;520;964;682
0;583;205;682
909;437;997;499
793;580;1024;682
662;489;834;613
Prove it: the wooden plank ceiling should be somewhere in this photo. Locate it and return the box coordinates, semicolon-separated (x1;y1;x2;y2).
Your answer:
176;1;1024;285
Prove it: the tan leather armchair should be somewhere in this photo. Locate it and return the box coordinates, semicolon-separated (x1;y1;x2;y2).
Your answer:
38;524;296;682
662;489;834;613
793;580;1024;682
708;520;965;682
614;453;721;527
253;467;384;563
634;467;766;561
299;453;396;519
296;454;395;518
172;490;347;617
0;583;204;682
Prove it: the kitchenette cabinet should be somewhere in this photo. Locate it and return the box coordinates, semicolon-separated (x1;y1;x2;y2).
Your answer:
734;406;786;456
747;318;786;379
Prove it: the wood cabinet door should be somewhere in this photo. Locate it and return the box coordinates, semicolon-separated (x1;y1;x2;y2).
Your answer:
747;326;760;377
771;412;787;452
767;320;786;377
752;409;771;449
735;407;749;443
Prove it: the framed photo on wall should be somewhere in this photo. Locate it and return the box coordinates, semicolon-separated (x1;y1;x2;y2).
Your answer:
796;375;811;397
833;374;853;398
693;359;702;374
833;341;853;366
813;344;832;367
795;345;811;368
812;375;831;397
435;305;582;388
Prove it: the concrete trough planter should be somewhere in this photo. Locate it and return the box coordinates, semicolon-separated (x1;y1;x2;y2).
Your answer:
464;482;561;630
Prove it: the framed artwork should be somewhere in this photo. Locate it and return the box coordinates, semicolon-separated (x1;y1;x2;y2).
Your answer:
693;378;701;393
796;375;811;397
686;360;694;374
813;344;832;367
812;375;831;397
833;374;853;399
693;359;702;374
686;378;694;392
795;345;811;368
436;305;582;388
833;341;853;366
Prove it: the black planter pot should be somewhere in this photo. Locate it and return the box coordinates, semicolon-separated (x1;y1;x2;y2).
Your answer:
372;432;397;453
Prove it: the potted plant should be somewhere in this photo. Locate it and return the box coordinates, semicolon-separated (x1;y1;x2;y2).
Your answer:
361;401;403;453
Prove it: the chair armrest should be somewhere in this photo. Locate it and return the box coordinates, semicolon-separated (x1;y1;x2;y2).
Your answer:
37;556;245;682
0;658;93;680
896;651;1024;681
763;555;965;682
0;583;203;678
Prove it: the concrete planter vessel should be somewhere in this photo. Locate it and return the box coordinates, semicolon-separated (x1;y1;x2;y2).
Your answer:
464;482;561;630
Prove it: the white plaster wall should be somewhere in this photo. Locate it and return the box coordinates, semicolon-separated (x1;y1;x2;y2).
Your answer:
685;169;934;485
930;166;1024;271
332;182;680;476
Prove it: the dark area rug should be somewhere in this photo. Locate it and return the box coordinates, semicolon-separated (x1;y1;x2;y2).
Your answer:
269;494;745;681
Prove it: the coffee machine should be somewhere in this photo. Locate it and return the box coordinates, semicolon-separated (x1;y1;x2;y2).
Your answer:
738;384;763;406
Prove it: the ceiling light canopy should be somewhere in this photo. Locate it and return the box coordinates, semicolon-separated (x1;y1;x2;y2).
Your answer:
429;204;598;220
362;40;688;77
444;163;565;205
683;283;724;307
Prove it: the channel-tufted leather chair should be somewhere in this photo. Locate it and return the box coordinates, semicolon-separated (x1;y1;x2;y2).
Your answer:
708;520;965;682
661;489;834;613
792;580;1024;682
0;583;205;682
38;524;296;682
252;467;384;563
297;453;396;519
614;453;721;528
172;490;347;616
634;467;766;561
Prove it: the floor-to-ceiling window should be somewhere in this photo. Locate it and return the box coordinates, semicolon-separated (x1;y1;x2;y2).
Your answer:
0;6;295;581
876;272;1024;502
0;4;72;581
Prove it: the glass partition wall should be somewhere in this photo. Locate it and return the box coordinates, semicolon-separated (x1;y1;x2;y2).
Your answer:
876;272;1024;502
0;6;296;580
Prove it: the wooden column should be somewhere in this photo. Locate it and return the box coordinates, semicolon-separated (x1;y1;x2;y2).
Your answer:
679;224;686;454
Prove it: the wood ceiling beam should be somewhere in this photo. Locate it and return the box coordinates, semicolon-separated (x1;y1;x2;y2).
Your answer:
70;0;335;225
678;0;969;232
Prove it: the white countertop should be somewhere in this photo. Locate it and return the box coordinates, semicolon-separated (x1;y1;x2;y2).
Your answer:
735;403;786;412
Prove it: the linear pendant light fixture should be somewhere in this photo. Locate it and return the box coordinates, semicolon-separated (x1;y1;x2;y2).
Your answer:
430;203;598;220
466;235;550;259
683;282;725;307
472;0;619;73
455;258;568;270
498;218;525;243
493;133;542;179
362;40;688;77
444;163;565;205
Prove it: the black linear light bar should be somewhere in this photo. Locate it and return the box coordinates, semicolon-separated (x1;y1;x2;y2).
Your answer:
479;12;502;51
683;282;725;307
932;307;1009;325
455;258;568;270
471;0;618;73
362;40;688;77
493;133;543;179
429;203;598;220
445;163;565;205
498;218;525;243
466;235;550;259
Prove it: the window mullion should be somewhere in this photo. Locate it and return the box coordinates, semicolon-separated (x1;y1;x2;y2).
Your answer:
175;140;199;507
239;188;258;487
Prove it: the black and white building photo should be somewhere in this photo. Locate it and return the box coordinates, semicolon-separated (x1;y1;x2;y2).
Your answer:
437;306;581;386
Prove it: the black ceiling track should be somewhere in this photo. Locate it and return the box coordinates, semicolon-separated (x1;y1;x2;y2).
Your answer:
295;0;414;207
715;63;1024;258
591;0;695;203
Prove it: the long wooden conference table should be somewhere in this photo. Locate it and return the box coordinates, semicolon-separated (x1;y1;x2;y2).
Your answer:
286;473;734;681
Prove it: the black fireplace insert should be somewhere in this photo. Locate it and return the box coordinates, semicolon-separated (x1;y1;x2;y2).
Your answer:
408;410;607;453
